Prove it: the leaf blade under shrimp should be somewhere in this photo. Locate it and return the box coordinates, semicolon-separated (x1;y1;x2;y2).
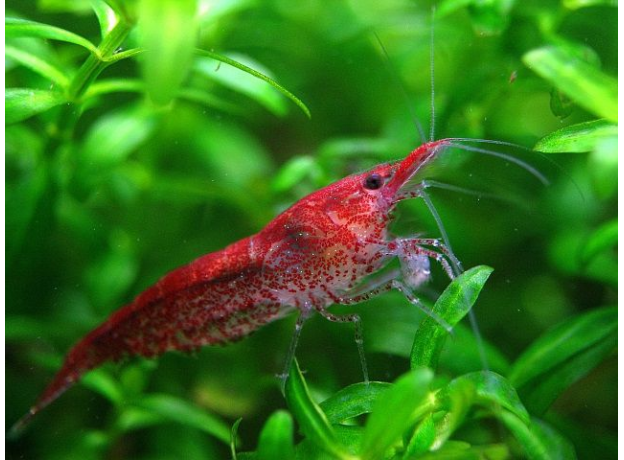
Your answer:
410;265;493;371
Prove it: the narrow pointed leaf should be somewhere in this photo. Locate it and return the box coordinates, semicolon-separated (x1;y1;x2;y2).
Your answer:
580;219;617;264
138;0;198;105
589;134;617;199
136;393;231;443
230;418;242;460
90;0;118;38
6;17;97;53
430;377;476;449
295;426;363;459
509;306;616;414
501;412;577;460
403;414;436;458
257;410;295;460
520;333;615;415
80;369;124;405
284;359;349;459
195;55;288;117
6;88;66;124
441;371;529;425
84;79;144;99
271;156;319;193
196;49;311;119
5;46;69;87
79;104;157;168
411;265;493;370
319;381;391;423
104;48;144;64
563;0;616;8
523;46;617;122
509;306;616;387
360;368;434;460
530;418;578;460
534;119;617;153
177;87;244;114
411;441;510;459
438;322;511;375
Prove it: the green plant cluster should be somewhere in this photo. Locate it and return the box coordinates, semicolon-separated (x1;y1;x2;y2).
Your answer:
6;0;616;459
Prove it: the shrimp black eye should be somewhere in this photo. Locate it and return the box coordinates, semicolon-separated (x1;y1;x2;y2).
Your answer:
363;173;383;190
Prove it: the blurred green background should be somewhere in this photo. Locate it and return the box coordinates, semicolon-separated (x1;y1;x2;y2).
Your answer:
6;0;617;459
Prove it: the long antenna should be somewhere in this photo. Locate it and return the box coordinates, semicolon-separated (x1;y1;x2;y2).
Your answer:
427;5;490;375
373;32;426;145
429;5;436;142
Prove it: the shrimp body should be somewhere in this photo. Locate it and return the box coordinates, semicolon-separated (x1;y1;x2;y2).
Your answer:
16;140;453;430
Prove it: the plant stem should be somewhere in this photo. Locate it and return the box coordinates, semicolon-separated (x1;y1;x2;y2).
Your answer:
68;20;133;101
46;19;134;150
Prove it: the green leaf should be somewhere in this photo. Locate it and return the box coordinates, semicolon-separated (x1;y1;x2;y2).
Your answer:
442;371;529;425
177;87;245;114
418;372;529;455
5;125;47;260
410;265;493;370
104;47;144;64
271;156;321;193
284;359;350;459
437;0;474;18
79;104;157;168
359;368;434;460
81;369;124;405
468;0;515;35
364;300;510;376
501;412;577;460
549;229;617;286
430;377;476;449
257;410;295;460
115;406;164;432
5;88;66;124
86;79;236;110
319;382;391;424
84;79;144;99
5;46;69;87
183;119;273;188
526;332;615;415
84;230;138;310
5;316;47;341
403;414;436;458
438;322;511;375
90;0;118;38
196;49;311;119
334;425;365;456
317;137;397;160
136;393;231;444
523;45;617;122
437;0;514;34
294;426;363;459
414;441;510;459
138;0;198;105
580;219;617;264
588;134;618;199
6;17;97;53
195;55;289;117
509;306;616;387
231;418;243;460
509;306;617;414
530;418;578;460
563;0;617;8
534;119;617;153
35;0;93;13
549;88;574;119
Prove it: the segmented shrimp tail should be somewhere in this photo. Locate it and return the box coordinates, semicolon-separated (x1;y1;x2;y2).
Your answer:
9;325;116;436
